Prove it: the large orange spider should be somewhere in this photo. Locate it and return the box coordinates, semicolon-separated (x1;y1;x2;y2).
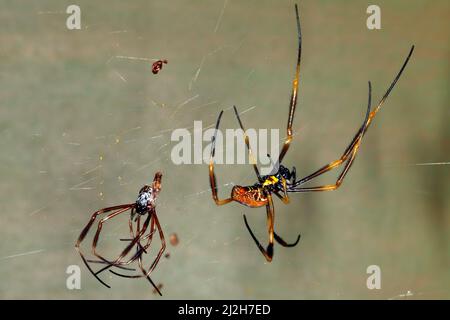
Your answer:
209;4;414;262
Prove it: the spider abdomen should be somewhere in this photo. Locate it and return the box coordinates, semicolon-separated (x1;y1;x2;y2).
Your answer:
231;186;268;208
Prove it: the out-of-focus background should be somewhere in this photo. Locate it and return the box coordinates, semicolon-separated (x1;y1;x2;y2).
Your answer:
0;0;448;299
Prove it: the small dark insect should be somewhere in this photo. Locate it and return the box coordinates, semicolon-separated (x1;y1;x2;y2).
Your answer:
164;252;171;259
209;4;414;262
152;59;168;74
75;172;166;295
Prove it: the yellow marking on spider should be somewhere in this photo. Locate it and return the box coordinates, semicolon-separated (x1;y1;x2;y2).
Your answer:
262;176;279;187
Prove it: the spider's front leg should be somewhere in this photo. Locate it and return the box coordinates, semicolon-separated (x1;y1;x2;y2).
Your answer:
279;4;302;163
289;81;373;192
290;46;414;193
209;110;234;205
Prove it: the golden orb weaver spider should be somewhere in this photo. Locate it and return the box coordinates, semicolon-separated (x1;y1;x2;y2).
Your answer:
209;4;414;262
75;172;166;295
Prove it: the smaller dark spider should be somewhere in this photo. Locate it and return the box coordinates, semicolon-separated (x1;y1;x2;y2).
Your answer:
75;172;166;295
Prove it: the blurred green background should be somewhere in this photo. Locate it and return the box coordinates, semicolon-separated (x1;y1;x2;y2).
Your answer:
0;0;448;299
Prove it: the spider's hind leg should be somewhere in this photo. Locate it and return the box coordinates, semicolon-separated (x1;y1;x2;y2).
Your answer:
243;193;276;262
243;214;274;262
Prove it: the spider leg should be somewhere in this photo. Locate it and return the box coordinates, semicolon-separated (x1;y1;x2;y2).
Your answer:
233;105;262;182
85;259;136;271
143;212;166;276
109;255;147;279
133;211;156;253
281;178;289;200
109;219;153;279
290;166;297;184
110;212;165;295
270;191;300;247
75;204;133;288
273;188;290;204
86;215;141;268
274;231;301;247
112;212;165;277
120;215;155;246
138;255;162;296
273;191;286;203
93;213;151;276
290;46;414;191
278;4;302;163
120;215;157;254
243;193;275;262
90;207;146;276
108;241;150;279
288;81;372;192
136;212;166;294
209;110;234;205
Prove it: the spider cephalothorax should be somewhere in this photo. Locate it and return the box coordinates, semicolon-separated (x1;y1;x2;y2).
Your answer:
260;164;296;189
277;164;296;183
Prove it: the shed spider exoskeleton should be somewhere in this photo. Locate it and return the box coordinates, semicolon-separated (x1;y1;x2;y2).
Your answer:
75;172;166;295
209;4;414;262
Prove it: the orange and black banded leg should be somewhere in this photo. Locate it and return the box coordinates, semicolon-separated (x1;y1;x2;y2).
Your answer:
271;190;301;247
290;81;372;192
243;193;275;262
209;110;234;205
138;255;162;296
278;4;302;163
